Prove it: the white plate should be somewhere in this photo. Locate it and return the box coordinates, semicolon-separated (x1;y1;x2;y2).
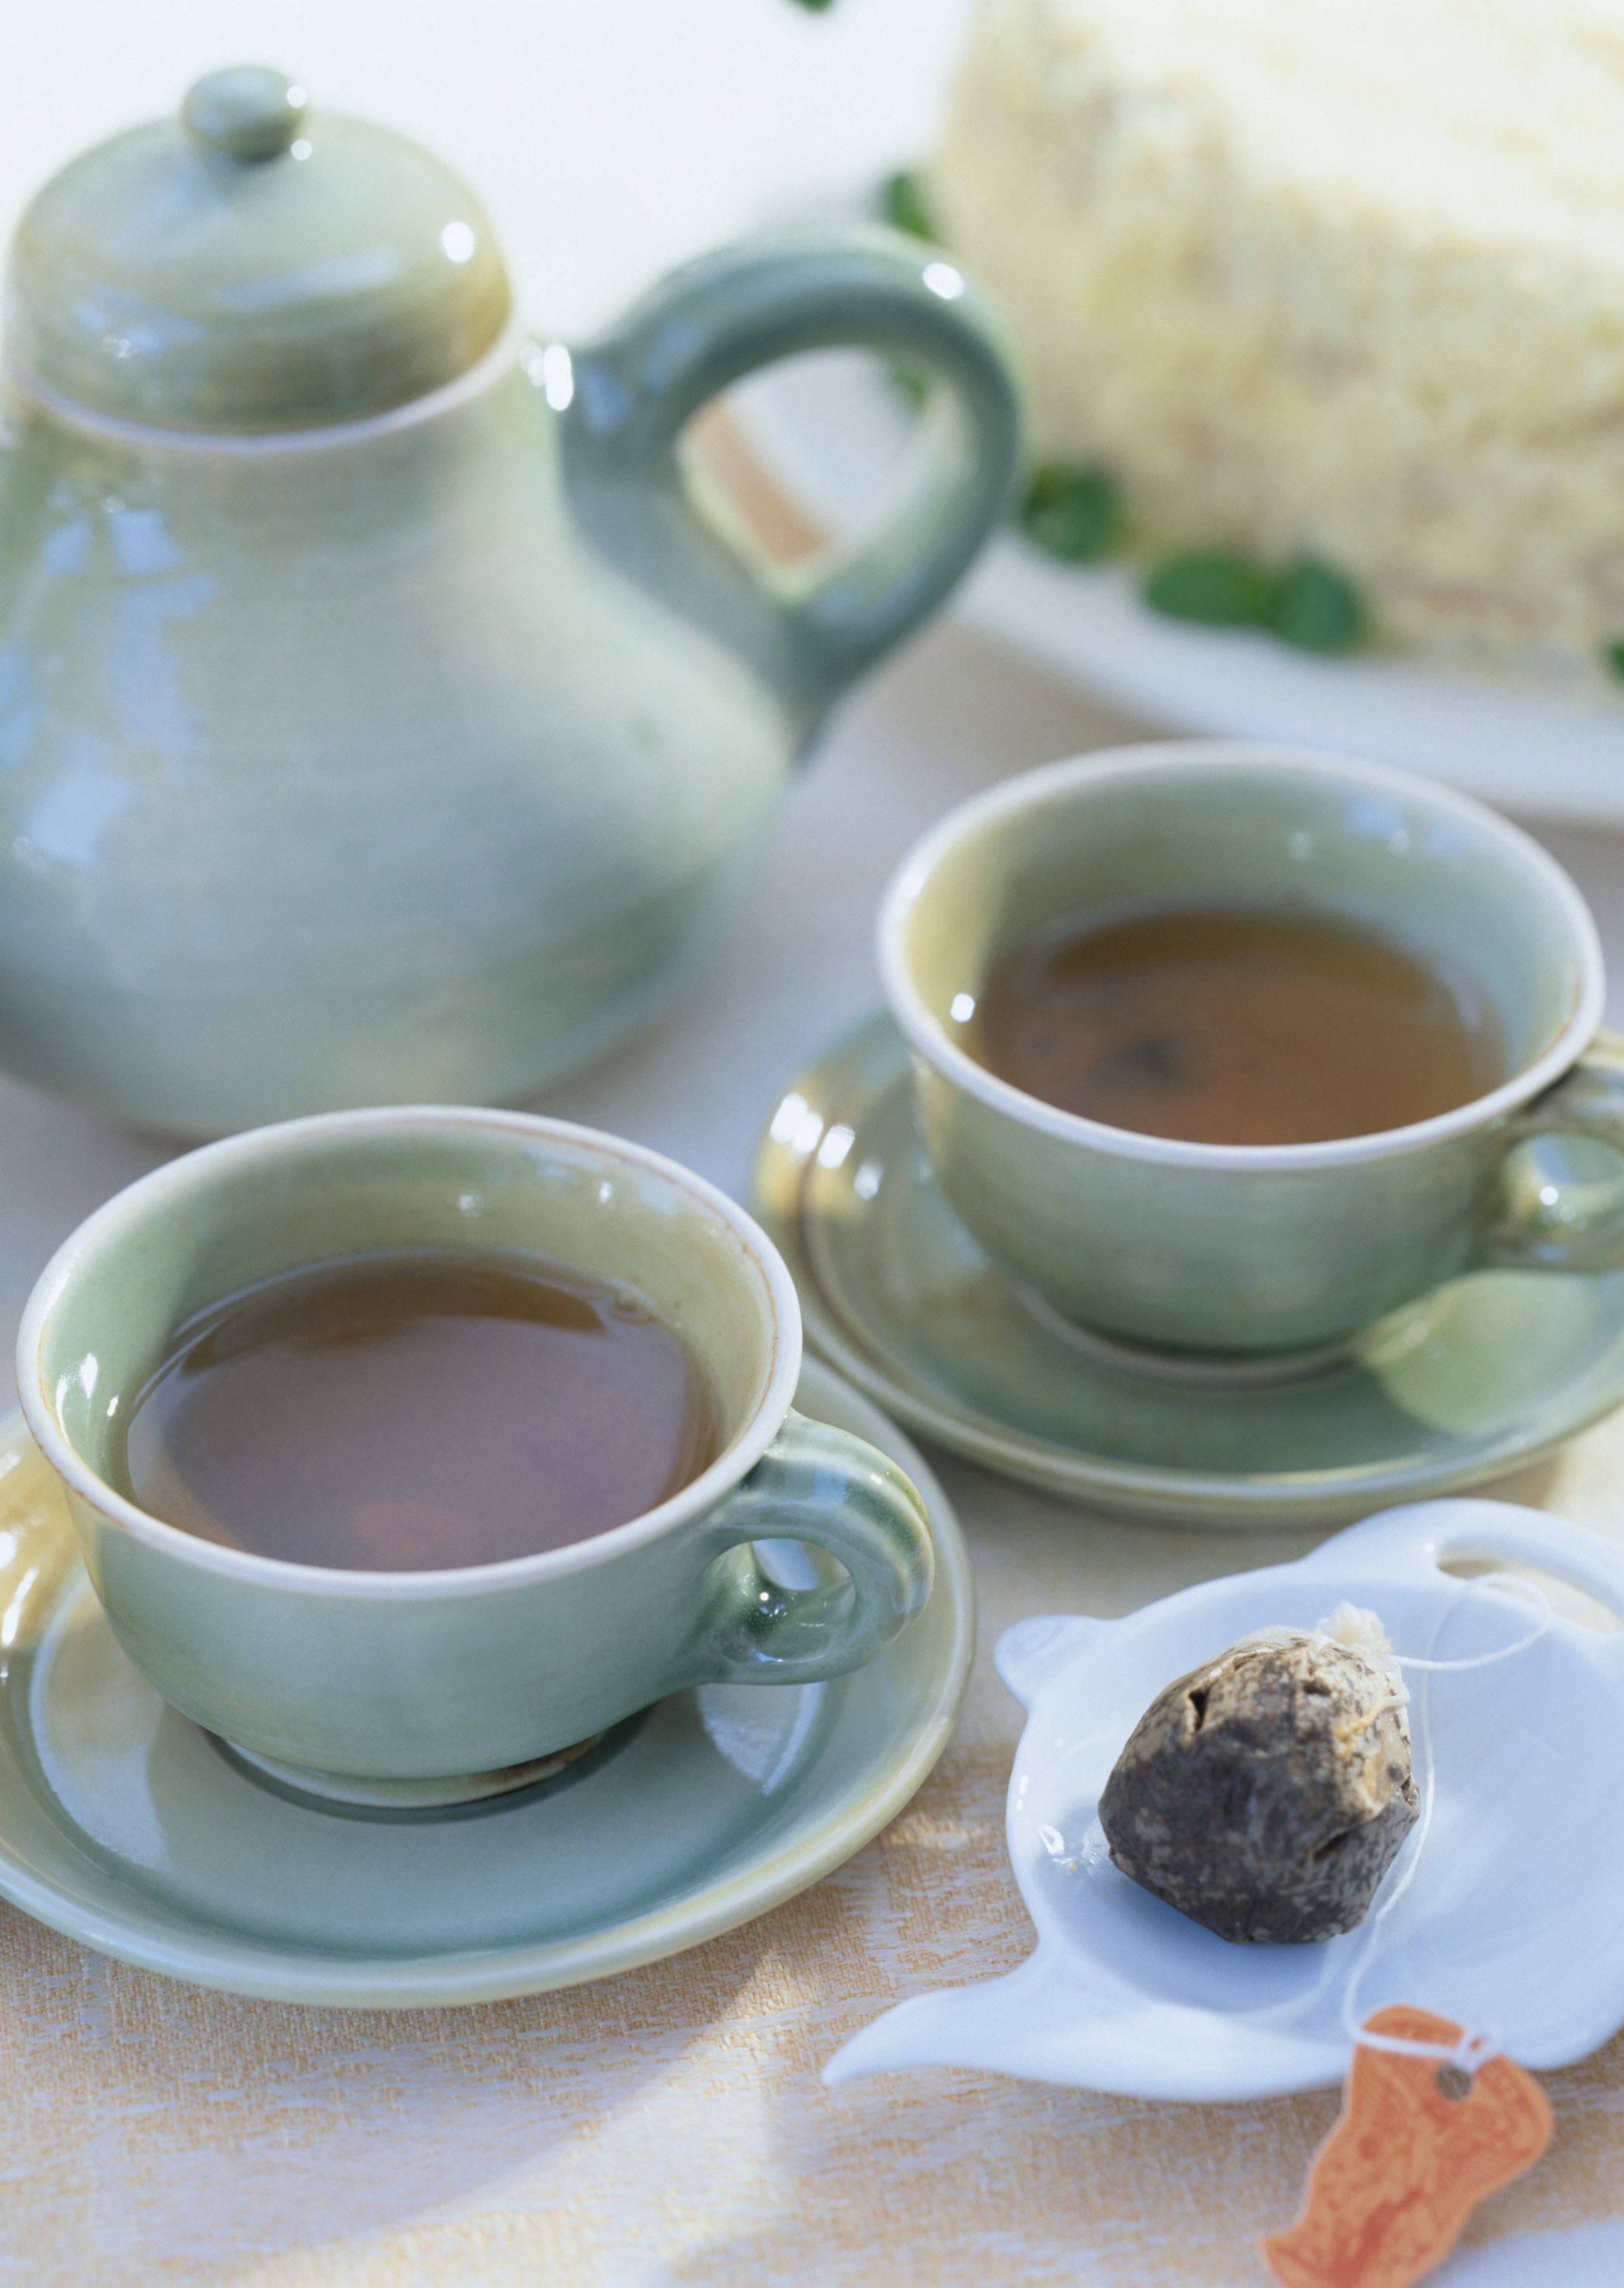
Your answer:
734;354;1624;828
824;1497;1624;2100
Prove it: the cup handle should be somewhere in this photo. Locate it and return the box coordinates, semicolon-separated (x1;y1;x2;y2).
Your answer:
676;1409;934;1689
1475;1032;1624;1272
558;226;1024;734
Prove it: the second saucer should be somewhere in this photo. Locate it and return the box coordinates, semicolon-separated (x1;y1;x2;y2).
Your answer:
752;1015;1624;1529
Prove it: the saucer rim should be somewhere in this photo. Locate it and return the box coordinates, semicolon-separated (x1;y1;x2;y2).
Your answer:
0;1360;974;2006
751;1012;1624;1529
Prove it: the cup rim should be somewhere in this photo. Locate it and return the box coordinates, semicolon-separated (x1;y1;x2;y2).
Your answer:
16;1104;803;1600
876;739;1606;1170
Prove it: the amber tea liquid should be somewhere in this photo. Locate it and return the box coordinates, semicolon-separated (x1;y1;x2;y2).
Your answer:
116;1252;720;1571
966;905;1502;1146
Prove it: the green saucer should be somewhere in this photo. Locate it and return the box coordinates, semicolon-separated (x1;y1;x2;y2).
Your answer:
0;1362;973;2006
752;1015;1624;1529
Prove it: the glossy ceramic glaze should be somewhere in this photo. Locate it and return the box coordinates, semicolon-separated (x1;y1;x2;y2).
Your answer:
0;71;1023;1132
752;1014;1624;1526
17;1108;933;1797
7;64;510;430
0;1360;973;2004
824;1499;1624;2099
880;742;1624;1352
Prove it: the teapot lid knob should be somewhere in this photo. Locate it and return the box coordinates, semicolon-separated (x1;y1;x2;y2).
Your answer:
181;67;309;164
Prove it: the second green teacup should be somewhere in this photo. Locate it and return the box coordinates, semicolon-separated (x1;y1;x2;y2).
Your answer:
18;1108;934;1804
879;741;1624;1354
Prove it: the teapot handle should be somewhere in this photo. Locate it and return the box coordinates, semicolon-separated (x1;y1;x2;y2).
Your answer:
556;226;1024;734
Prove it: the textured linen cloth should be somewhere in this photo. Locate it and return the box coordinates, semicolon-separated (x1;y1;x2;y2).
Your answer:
5;1414;1624;2287
4;622;1624;2288
2;7;1624;2276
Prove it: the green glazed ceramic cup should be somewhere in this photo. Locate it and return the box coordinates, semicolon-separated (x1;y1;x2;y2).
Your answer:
879;741;1624;1355
17;1109;934;1805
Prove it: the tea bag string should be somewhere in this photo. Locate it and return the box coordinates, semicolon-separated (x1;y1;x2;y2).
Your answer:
1339;1571;1553;2076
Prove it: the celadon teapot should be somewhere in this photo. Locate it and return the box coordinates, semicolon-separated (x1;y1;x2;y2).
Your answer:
0;67;1021;1134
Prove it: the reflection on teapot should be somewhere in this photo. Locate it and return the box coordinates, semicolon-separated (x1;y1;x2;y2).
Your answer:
0;66;1021;1135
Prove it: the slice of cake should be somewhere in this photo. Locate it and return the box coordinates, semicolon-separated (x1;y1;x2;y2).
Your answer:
931;0;1624;664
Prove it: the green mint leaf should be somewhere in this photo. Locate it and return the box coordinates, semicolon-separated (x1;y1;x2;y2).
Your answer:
1144;551;1280;626
1020;463;1121;561
1270;558;1366;652
882;170;937;242
1605;641;1624;681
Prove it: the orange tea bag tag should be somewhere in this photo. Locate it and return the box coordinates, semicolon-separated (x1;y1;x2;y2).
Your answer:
1261;2006;1552;2288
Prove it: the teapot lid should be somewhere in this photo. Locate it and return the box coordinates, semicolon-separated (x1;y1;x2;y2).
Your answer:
5;67;512;432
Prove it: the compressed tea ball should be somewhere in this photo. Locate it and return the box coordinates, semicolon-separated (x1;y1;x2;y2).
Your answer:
1097;1608;1419;1944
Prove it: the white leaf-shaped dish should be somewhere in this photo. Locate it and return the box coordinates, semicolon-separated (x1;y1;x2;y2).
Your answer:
824;1498;1624;2101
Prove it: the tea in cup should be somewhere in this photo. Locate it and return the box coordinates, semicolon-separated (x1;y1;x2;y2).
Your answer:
119;1250;724;1574
879;741;1624;1353
18;1108;934;1803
